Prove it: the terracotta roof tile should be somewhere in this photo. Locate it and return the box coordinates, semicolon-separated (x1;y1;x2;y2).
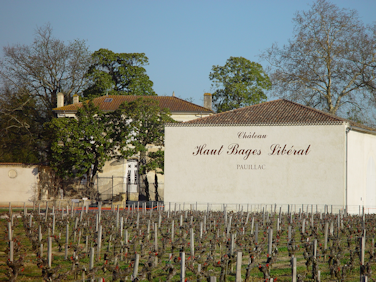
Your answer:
53;95;213;113
179;99;375;131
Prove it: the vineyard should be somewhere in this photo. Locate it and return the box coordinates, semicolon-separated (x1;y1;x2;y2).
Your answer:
1;202;375;281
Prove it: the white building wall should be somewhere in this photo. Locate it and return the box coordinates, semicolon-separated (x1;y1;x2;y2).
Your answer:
171;113;212;123
165;124;346;207
347;130;376;213
0;164;38;204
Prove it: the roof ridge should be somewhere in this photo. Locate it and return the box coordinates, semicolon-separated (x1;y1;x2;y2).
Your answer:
161;95;214;112
281;99;376;130
184;98;351;124
280;99;345;122
183;99;282;124
95;95;214;112
183;98;367;126
53;94;213;113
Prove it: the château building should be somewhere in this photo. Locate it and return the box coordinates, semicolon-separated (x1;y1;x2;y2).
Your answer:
54;93;213;201
165;99;376;213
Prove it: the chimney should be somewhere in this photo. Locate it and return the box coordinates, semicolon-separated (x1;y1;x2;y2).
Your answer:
172;91;175;97
57;92;64;108
73;94;79;104
204;93;212;110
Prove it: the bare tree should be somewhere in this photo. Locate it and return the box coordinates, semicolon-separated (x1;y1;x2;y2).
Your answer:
0;85;41;162
0;87;32;132
0;24;92;162
261;0;376;120
0;23;92;123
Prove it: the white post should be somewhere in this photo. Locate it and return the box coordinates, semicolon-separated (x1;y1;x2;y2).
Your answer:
47;236;52;267
324;222;328;250
8;222;12;241
98;225;102;256
9;241;14;262
230;234;235;256
360;236;365;265
292;256;297;282
268;228;273;255
313;239;317;258
190;228;194;257
133;253;139;280
180;252;185;282
236;252;242;282
90;247;94;270
154;223;158;251
171;220;175;242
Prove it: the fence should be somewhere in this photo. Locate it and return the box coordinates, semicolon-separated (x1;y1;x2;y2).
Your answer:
95;175;163;203
1;200;376;215
163;202;376;215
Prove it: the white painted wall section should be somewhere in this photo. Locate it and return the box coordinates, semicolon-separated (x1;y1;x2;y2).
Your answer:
165;124;346;206
0;165;38;203
347;130;376;213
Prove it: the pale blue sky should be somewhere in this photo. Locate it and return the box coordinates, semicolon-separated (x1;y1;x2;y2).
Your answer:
1;0;375;106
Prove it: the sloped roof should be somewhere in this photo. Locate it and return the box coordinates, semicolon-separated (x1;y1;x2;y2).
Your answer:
53;95;213;114
175;99;374;131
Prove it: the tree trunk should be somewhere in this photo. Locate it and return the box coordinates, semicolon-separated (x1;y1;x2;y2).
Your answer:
154;174;159;202
143;176;150;201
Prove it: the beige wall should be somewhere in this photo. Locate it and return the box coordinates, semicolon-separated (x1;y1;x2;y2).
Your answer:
347;129;376;213
0;164;38;203
171;113;212;122
165;124;346;206
97;159;127;197
57;112;212;122
57;113;75;118
95;112;210;200
98;154;165;201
